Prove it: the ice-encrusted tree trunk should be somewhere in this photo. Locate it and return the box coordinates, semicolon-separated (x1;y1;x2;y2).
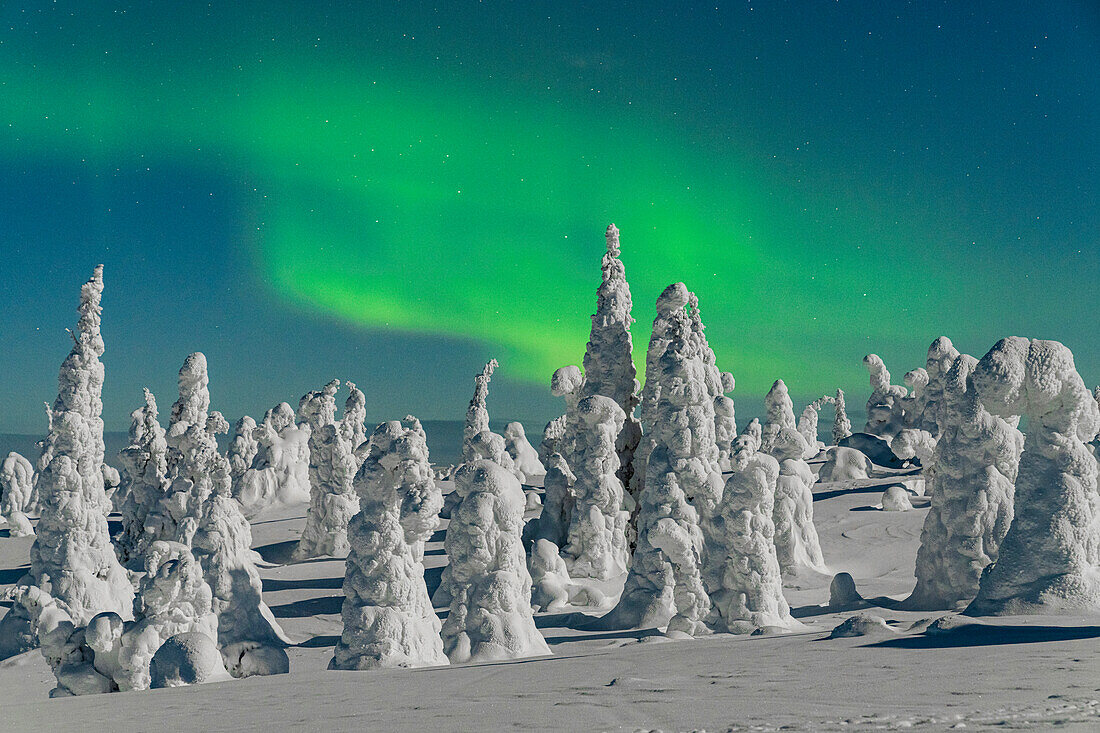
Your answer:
293;380;360;560
331;418;446;670
580;223;642;489
0;266;134;659
903;352;1022;610
760;379;828;577
440;460;549;663
597;283;720;634
832;389;852;445
1;452;35;537
114;389;171;566
226;416;258;482
561;395;630;580
463;359;498;463
714;372;738;471
966;337;1100;615
705;452;799;633
234;402;311;516
863;354;909;442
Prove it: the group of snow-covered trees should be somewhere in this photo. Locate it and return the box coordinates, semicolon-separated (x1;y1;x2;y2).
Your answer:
3;225;1099;698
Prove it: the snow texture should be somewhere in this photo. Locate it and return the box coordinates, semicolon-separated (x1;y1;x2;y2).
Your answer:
580;224;642;490
1;451;35;537
439;460;550;663
234;402;311;517
114;389;171;567
966;337;1100;615
863;354;909;442
832;388;853;445
760;380;827;576
561;395;630;580
704;452;799;633
14;265;134;631
331;417;446;670
503;422;544;483
294;380;360;561
463;359;498;463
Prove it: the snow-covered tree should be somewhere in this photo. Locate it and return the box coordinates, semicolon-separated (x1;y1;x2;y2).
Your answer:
918;336;962;436
967;337;1100;615
832;388;852;445
705;452;799;633
293;380;360;560
862;354;908;442
904;353;1023;610
714;372;738;471
339;381;368;456
503;422;544;483
463;359;498;462
1;452;35;537
226;416;259;482
331;418;446;670
561;395;630;580
4;266;134;650
760;380;828;577
532;452;575;548
234;402;311;517
797;395;833;456
114;389;171;566
440;460;549;663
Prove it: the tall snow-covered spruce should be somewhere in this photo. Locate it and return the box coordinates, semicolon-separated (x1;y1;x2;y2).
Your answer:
1;266;134;658
463;359;498;463
114;389;171;566
331;418;446;670
966;337;1100;615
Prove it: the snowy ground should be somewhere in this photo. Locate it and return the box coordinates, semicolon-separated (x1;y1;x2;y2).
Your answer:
2;465;1099;731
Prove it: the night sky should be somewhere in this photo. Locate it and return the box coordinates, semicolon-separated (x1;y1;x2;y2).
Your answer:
1;1;1096;434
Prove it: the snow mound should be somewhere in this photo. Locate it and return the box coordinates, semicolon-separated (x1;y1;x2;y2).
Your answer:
149;632;232;689
881;486;913;512
817;446;872;483
828;614;898;639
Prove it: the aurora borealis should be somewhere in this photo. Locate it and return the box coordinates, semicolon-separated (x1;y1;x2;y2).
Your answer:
0;2;1097;433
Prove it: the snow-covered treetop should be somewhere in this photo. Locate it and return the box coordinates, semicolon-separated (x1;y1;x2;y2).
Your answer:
168;353;210;445
340;381;368;449
53;264;106;423
764;379;797;430
298;379;340;431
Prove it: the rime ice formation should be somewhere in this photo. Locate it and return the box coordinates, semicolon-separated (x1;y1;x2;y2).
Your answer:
331;418;446;670
863;354;909;442
734;418;763;456
538;416;568;466
2;266;134;656
561;395;630;580
113;541;220;691
234;402;311;517
463;359;498;462
906;347;1025;611
114;389;171;566
340;381;368;455
149;632;232;689
294;381;360;561
1;451;35;537
919;337;963;435
817;446;873;483
797;395;833;458
714;372;738;471
966;337;1100;615
439;460;549;663
580;224;642;489
902;368;930;427
760;381;827;577
503;422;544;483
832;388;853;444
599;283;719;634
533;452;575;547
705;452;799;633
226;416;259;481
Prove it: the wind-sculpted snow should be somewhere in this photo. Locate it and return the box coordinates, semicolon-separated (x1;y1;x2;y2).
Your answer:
919;337;962;436
503;422;544;483
294;381;360;560
226;416;259;481
832;388;853;444
235;402;311;517
462;359;498;463
2;267;134;660
149;632;232;689
760;380;827;577
114;389;171;566
817;446;872;483
580;224;642;489
538;415;567;467
331;417;446;670
561;395;629;580
528;538;572;612
439;460;549;663
863;354;909;442
340;381;368;457
704;452;799;633
967;337;1100;615
1;451;35;537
